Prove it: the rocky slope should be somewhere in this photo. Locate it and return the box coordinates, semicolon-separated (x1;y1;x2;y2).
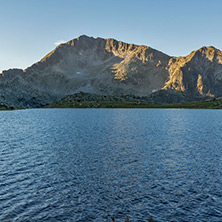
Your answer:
1;35;222;108
164;46;222;97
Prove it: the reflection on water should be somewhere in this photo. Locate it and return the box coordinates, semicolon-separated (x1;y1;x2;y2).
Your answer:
0;109;222;221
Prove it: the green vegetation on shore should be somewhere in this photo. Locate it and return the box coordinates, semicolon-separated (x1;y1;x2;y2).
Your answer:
45;92;222;109
45;99;222;109
2;92;222;110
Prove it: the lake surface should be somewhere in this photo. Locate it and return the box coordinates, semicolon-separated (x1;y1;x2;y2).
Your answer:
0;109;222;221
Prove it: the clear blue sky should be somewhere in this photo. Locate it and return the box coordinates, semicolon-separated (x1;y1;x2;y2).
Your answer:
0;0;222;72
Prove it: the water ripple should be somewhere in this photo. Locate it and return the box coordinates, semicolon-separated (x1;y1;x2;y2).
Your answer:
0;109;222;221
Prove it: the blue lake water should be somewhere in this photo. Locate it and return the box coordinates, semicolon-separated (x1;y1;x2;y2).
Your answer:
0;108;222;221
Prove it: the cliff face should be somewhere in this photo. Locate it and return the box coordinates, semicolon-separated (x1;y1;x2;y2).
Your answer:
164;46;222;97
1;35;222;107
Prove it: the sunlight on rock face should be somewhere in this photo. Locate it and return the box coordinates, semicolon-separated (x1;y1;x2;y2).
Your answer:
196;74;203;95
114;72;128;81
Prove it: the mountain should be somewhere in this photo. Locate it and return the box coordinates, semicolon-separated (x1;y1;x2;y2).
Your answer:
1;35;222;108
164;46;222;97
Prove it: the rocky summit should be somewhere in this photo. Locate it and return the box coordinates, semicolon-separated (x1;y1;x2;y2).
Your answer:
1;35;222;108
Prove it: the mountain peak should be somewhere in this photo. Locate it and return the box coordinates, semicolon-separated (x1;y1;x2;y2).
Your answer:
192;45;222;61
76;34;94;41
65;35;99;48
197;45;218;52
181;45;222;64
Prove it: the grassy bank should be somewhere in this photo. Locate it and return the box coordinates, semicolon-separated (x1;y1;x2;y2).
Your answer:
45;98;222;109
2;95;222;110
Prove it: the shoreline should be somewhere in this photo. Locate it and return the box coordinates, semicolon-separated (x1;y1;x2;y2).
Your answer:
2;97;222;110
45;99;222;109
